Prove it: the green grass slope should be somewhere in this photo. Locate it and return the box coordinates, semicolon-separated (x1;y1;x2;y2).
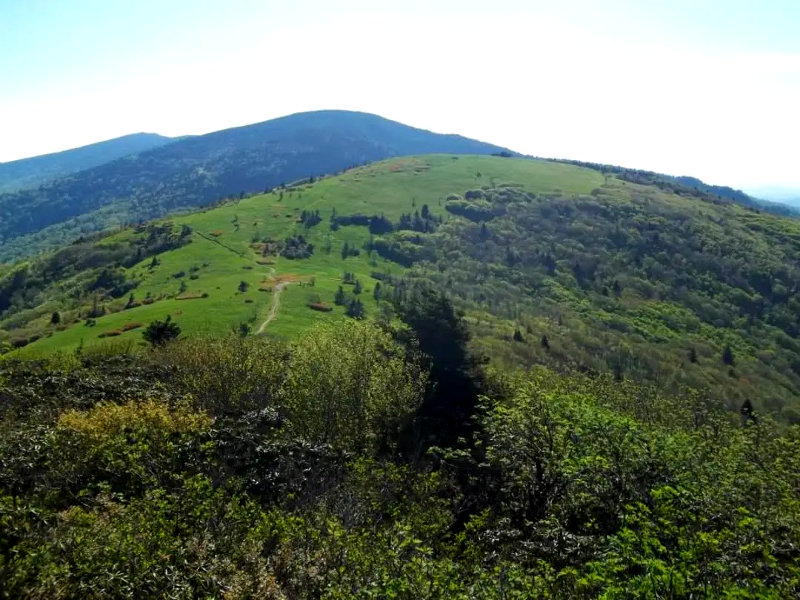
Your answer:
3;153;800;420
7;155;595;354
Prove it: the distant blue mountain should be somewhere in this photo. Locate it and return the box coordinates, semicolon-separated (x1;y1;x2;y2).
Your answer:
0;133;174;193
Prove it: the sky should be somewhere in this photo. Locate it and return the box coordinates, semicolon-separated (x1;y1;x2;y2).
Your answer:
1;0;799;190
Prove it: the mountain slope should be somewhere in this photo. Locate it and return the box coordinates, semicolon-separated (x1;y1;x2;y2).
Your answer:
0;132;174;193
0;111;511;261
552;159;800;218
2;154;799;422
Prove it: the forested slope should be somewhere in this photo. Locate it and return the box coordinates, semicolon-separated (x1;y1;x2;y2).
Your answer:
0;132;174;193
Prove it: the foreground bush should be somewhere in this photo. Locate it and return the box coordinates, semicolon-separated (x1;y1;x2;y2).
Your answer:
0;322;798;598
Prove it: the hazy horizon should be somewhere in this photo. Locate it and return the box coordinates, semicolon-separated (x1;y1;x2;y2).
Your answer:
2;0;798;189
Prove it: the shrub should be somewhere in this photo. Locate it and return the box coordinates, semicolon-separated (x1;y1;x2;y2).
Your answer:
142;316;181;347
281;321;427;451
151;335;288;415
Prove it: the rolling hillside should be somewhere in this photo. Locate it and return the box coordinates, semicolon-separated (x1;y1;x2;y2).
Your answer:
0;132;174;193
2;154;800;421
0;111;511;261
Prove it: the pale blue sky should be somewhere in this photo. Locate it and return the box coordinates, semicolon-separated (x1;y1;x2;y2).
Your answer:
1;0;798;188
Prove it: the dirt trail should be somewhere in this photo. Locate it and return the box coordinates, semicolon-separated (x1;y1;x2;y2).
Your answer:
255;281;291;333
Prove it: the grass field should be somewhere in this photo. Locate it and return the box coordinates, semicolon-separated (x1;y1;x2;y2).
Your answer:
18;155;602;355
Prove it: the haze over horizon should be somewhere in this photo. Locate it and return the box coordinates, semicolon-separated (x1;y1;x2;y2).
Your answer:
2;0;798;189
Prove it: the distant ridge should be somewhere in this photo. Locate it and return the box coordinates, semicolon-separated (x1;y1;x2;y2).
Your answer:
0;133;175;193
0;110;513;260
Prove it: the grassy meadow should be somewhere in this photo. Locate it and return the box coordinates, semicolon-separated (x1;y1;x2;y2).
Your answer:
17;155;602;355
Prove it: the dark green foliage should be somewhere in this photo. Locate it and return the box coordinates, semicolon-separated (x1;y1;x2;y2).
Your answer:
50;311;60;325
281;234;313;259
394;285;484;451
541;334;550;350
238;280;249;293
142;315;181;347
353;279;362;295
368;214;394;234
369;231;435;267
300;209;322;228
722;344;736;366
346;297;365;319
340;241;360;259
334;286;346;306
513;328;524;342
373;281;382;302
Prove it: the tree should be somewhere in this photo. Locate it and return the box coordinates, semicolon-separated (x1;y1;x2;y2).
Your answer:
346;297;365;319
513;328;524;342
125;293;136;309
238;280;249;293
237;322;251;338
373;281;382;302
394;285;484;452
688;347;698;363
722;344;735;367
335;286;347;306
50;311;61;325
541;335;550;350
353;280;362;295
88;296;105;318
142;315;181;347
421;204;430;220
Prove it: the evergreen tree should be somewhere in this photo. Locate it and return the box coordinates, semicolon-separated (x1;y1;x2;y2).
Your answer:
346;297;365;319
722;344;735;366
688;347;698;363
394;285;484;452
353;280;362;295
50;311;61;325
334;286;347;306
541;335;550;350
373;281;382;302
513;328;524;342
